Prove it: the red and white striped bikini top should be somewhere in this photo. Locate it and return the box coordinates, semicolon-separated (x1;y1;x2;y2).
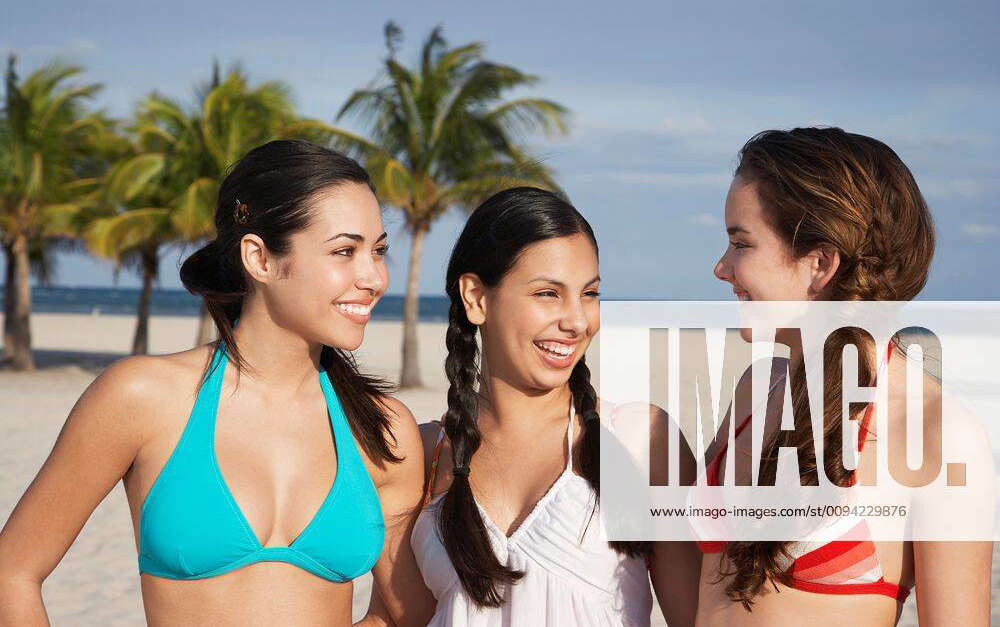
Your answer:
695;344;911;602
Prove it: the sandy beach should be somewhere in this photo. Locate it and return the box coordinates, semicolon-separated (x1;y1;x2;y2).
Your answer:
0;313;995;625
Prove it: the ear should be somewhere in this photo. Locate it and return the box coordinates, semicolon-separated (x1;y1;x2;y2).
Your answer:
458;273;488;325
240;234;276;284
807;245;841;297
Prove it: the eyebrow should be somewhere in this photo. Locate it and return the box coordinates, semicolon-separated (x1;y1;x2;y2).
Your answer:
726;226;750;235
325;231;388;243
529;276;601;287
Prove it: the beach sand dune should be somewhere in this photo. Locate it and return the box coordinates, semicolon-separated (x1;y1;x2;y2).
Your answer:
1;313;994;624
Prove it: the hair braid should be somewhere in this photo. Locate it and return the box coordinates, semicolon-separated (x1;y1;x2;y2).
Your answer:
721;127;934;607
438;301;523;607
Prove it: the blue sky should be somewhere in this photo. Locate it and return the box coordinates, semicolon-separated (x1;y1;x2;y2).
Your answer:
3;0;998;298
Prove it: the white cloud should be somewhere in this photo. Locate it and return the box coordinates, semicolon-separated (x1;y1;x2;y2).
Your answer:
961;224;1000;239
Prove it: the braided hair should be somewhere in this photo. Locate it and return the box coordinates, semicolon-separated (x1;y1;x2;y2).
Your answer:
437;187;650;607
718;127;935;608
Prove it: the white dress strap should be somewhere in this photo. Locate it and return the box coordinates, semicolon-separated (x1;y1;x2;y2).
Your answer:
410;394;653;626
566;398;576;473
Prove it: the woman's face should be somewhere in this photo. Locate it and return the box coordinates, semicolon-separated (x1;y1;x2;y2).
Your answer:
262;182;388;351
715;176;824;344
479;233;600;393
714;176;816;302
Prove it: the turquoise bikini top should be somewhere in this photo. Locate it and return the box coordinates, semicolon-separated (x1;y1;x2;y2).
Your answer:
138;342;385;581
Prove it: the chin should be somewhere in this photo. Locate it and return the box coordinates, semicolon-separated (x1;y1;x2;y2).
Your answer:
321;327;365;352
529;367;575;392
344;331;365;351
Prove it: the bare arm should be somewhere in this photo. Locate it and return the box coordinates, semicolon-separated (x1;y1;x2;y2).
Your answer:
912;387;994;625
355;587;394;627
354;399;435;627
914;540;992;625
650;542;702;627
0;357;155;626
646;402;701;627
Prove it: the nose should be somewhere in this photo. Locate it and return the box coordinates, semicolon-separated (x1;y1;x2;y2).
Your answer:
559;295;589;337
714;249;733;283
356;251;387;295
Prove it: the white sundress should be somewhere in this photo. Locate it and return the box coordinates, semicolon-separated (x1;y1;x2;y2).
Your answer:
410;403;653;626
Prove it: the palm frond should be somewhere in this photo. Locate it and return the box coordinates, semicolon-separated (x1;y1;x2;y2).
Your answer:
87;207;171;259
487;98;570;138
103;153;165;205
171;177;217;239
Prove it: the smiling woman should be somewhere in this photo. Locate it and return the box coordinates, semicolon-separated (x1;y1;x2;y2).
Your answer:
694;127;992;626
409;187;654;626
0;140;435;626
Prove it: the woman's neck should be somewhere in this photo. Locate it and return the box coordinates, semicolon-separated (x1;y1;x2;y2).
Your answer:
229;299;323;394
475;369;573;437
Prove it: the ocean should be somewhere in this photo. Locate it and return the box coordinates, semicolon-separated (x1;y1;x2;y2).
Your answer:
2;286;452;322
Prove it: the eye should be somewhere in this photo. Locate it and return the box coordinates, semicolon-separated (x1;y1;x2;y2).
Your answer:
585;289;601;297
730;240;749;250
332;247;355;257
535;290;558;298
374;244;389;257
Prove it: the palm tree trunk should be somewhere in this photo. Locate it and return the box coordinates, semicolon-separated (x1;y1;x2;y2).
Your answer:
399;222;428;388
131;246;159;355
195;302;216;345
2;242;15;364
8;232;35;370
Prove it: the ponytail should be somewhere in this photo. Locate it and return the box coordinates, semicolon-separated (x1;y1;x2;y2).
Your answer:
179;139;402;465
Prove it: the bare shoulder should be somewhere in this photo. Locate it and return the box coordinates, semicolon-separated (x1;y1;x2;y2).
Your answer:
596;399;689;483
371;395;425;480
597;398;669;449
65;344;216;448
100;345;212;407
377;395;422;441
919;370;944;443
885;366;945;445
598;398;654;420
102;343;210;389
599;398;668;429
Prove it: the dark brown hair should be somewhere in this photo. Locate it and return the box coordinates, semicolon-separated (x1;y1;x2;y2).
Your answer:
179;139;401;465
438;186;649;607
720;127;935;608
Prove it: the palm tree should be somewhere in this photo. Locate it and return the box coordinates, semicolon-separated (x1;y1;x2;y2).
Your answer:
332;22;570;387
135;61;334;346
0;54;106;370
2;234;65;364
79;127;174;355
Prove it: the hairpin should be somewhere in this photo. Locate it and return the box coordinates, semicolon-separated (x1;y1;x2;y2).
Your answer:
234;199;249;225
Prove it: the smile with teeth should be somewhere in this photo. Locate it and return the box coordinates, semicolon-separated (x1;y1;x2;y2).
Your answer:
535;341;574;357
336;303;371;315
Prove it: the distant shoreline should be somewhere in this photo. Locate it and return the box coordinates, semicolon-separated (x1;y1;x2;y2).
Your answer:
0;285;453;321
0;285;704;320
